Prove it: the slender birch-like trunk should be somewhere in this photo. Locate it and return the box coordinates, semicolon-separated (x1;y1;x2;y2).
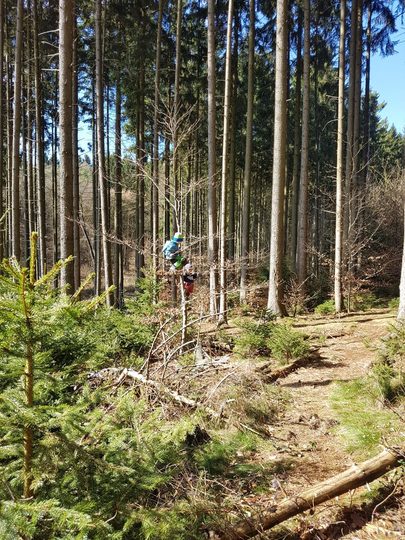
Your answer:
0;0;4;261
290;6;303;272
33;0;46;275
59;0;75;289
11;0;24;261
296;0;310;286
240;0;255;303
173;0;183;230
152;0;164;275
267;0;288;315
95;0;112;304
218;0;234;324
207;0;218;317
334;0;346;313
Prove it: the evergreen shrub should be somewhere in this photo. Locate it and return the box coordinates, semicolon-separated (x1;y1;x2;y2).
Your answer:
314;299;335;315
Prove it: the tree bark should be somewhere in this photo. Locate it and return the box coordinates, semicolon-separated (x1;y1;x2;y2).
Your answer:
59;0;75;289
11;0;24;261
343;0;358;252
220;447;404;539
290;6;303;273
173;0;183;231
240;0;255;303
218;0;234;324
334;0;346;314
0;0;4;261
267;0;288;316
207;0;218;317
152;0;164;277
296;0;310;286
72;17;80;291
33;0;46;275
114;77;124;308
95;0;112;304
398;193;405;320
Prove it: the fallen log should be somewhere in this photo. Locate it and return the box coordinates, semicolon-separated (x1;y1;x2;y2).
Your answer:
256;348;322;383
219;447;403;539
89;367;221;418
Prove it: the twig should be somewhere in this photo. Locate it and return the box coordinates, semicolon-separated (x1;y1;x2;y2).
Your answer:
371;477;402;522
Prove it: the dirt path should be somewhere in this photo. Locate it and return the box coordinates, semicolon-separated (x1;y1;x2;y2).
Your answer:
262;310;404;538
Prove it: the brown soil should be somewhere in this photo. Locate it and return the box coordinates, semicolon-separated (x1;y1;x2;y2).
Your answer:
249;310;405;539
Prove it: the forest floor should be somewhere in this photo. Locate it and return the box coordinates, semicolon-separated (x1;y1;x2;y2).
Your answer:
262;309;404;539
184;308;405;539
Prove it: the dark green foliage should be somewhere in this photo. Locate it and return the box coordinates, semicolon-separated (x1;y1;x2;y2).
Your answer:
234;318;309;363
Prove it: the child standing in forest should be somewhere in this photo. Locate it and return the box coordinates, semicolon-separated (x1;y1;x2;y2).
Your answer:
182;263;197;297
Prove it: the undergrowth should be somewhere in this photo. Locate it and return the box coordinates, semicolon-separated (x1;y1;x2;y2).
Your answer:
331;324;404;456
234;318;309;363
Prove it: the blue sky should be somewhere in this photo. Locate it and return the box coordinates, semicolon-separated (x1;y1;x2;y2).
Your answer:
371;22;405;133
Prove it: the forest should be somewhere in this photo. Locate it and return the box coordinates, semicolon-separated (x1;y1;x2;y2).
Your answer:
0;0;404;538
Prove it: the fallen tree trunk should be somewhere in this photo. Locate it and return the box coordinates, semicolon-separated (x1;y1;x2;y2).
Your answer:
256;348;322;383
220;447;403;539
89;367;221;418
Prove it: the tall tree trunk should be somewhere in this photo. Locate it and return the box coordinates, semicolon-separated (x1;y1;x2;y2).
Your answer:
207;0;218;317
95;0;112;304
33;0;46;275
351;0;363;223
334;0;346;314
227;10;239;262
0;0;4;261
114;77;124;308
240;0;255;303
290;6;303;272
296;0;310;286
59;0;75;289
398;191;405;320
152;0;164;276
72;17;80;290
52;74;59;269
11;0;24;261
267;0;288;316
218;0;234;324
343;0;358;251
363;1;372;187
173;0;183;231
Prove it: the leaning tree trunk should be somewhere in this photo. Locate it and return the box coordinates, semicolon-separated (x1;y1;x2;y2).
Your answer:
220;447;403;539
334;0;346;314
59;0;75;290
11;0;24;261
218;0;234;325
296;0;310;286
240;0;255;303
95;0;112;304
267;0;288;316
207;0;218;317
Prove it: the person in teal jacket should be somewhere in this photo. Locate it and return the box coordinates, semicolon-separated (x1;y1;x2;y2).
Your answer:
162;232;187;271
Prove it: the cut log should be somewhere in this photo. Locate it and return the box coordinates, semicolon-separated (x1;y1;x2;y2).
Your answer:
219;447;403;539
89;367;221;418
256;348;322;383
